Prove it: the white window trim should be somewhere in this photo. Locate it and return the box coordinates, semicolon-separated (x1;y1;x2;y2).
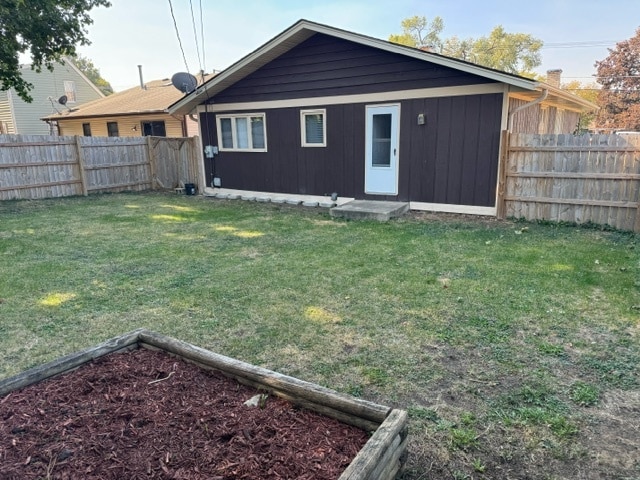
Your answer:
63;80;77;103
300;109;326;147
216;113;267;152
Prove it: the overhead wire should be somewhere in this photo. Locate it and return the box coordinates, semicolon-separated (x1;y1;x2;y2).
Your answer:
167;0;191;73
189;0;203;74
199;0;206;75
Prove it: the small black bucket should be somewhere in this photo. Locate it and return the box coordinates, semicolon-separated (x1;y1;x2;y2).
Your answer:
184;183;196;195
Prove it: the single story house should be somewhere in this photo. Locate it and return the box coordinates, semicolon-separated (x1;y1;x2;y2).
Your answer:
43;75;212;138
169;20;596;215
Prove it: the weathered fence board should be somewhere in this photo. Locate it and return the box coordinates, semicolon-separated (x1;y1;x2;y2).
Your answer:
0;134;200;201
502;133;640;232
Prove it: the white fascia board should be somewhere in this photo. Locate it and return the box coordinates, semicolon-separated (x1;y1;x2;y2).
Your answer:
170;20;538;115
305;22;538;91
170;24;313;115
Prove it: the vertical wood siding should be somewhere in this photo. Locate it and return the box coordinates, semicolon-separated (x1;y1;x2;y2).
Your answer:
509;98;580;134
202;92;503;207
212;34;496;104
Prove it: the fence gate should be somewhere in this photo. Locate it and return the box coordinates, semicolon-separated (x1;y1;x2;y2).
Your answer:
148;137;200;191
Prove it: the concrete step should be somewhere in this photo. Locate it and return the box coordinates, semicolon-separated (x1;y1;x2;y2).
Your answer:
330;200;409;221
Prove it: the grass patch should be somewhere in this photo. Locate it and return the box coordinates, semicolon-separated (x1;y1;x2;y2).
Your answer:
0;193;638;480
570;381;600;407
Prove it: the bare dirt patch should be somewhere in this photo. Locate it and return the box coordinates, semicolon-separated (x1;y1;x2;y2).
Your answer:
0;349;368;479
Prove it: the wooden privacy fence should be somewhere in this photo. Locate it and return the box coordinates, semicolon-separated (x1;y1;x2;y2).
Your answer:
498;133;640;232
0;134;201;201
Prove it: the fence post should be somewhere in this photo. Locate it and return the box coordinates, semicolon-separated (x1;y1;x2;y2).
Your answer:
146;136;157;190
74;135;88;196
191;136;205;194
496;130;511;219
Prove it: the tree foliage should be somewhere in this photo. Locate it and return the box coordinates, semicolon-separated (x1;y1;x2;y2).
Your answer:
595;28;640;131
0;0;111;102
562;80;599;132
72;54;113;95
389;16;543;77
388;15;444;51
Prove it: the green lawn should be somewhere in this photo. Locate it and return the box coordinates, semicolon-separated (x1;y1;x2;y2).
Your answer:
1;193;638;479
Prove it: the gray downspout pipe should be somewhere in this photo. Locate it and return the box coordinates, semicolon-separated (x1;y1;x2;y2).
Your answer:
508;88;549;132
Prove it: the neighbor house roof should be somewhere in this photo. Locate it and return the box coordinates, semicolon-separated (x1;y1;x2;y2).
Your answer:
43;74;213;121
169;19;597;116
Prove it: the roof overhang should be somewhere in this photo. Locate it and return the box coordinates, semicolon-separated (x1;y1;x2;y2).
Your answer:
41;110;172;122
509;84;598;113
169;19;542;115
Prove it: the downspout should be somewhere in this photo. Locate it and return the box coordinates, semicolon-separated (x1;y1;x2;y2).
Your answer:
507;88;548;132
497;88;549;220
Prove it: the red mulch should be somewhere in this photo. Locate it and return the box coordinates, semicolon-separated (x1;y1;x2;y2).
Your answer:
0;348;369;479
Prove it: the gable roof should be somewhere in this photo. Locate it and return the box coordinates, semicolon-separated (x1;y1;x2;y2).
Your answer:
43;74;213;121
15;57;106;99
169;19;597;116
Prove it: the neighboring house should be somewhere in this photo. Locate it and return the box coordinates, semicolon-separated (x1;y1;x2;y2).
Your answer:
0;58;104;135
42;75;212;138
169;20;596;215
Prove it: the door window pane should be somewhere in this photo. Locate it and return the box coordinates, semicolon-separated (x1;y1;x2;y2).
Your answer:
372;114;391;166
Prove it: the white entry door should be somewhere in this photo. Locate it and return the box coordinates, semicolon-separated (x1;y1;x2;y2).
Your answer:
365;104;400;195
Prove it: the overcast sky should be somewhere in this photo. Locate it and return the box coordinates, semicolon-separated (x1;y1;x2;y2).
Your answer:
73;0;640;91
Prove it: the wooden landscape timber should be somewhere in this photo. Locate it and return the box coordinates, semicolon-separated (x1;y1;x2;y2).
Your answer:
0;329;408;480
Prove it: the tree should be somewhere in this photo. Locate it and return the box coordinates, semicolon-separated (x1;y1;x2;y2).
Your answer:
72;55;113;95
389;16;543;77
594;28;640;131
562;80;599;132
388;15;444;51
0;0;111;102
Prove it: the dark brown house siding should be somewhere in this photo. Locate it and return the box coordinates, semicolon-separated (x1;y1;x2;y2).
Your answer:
201;92;503;207
210;33;496;104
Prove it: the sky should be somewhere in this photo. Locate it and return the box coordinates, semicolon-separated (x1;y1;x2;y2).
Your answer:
69;0;640;92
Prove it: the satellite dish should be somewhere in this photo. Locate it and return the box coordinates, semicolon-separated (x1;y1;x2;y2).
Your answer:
171;72;198;94
58;95;68;105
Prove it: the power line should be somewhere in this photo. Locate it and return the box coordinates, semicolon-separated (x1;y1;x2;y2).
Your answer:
541;40;619;49
189;0;203;74
167;0;190;73
199;0;206;74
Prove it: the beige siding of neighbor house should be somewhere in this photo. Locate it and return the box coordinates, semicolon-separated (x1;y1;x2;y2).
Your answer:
57;114;185;137
0;90;16;134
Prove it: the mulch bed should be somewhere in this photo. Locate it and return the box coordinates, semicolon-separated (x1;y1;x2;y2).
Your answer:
0;348;369;479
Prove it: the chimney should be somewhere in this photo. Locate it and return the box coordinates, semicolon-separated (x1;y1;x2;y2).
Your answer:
546;69;562;88
137;65;146;90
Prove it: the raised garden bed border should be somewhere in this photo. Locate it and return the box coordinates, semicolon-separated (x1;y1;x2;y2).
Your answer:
0;329;408;480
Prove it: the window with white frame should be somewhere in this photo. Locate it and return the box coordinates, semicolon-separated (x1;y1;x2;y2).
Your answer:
216;113;267;152
301;109;326;147
63;81;77;103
